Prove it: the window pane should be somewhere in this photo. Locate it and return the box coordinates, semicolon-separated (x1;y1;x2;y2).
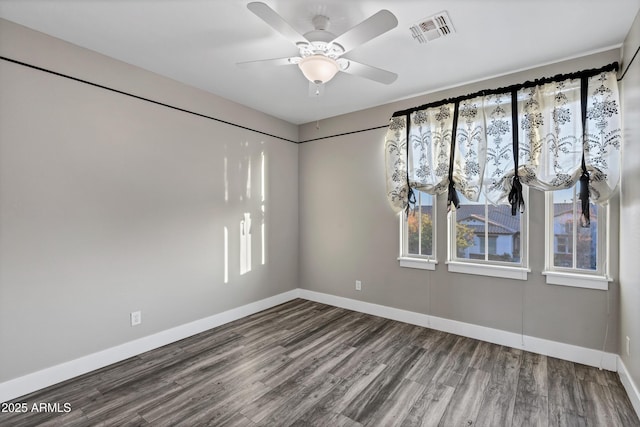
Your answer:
454;191;521;264
420;215;433;257
552;187;598;271
455;193;484;260
576;202;597;270
407;191;433;257
487;203;520;262
552;188;575;268
407;207;420;255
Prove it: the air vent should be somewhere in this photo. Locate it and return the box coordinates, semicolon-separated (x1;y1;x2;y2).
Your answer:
410;11;455;44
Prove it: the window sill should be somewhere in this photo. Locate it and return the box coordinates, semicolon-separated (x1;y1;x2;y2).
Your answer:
542;271;611;290
398;257;437;270
446;261;530;280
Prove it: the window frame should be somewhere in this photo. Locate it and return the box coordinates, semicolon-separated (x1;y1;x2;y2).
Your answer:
543;190;611;290
446;187;530;280
398;191;437;270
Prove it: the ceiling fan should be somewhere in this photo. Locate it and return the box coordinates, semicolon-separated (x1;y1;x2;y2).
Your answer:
238;2;398;96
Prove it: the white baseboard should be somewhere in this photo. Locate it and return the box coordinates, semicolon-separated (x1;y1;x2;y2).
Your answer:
297;289;618;371
0;287;624;405
618;357;640;419
0;289;300;403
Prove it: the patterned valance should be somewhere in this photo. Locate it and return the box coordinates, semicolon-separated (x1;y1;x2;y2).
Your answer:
385;63;621;223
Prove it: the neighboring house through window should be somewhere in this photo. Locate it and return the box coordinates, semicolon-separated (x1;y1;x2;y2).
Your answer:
544;186;609;289
448;189;529;280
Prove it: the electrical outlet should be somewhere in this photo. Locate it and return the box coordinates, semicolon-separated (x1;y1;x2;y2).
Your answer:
626;336;631;356
355;280;362;291
131;310;142;326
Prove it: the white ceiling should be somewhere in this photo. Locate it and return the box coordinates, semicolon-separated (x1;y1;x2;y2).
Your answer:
1;0;638;125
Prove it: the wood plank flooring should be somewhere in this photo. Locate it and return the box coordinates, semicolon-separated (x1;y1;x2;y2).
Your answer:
2;299;638;426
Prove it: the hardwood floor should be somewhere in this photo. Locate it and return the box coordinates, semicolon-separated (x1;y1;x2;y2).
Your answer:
2;299;638;426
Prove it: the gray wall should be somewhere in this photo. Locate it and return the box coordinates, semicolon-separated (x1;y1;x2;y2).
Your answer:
0;19;299;382
299;49;622;352
620;10;640;392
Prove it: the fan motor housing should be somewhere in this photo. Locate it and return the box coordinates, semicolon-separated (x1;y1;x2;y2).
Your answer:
298;40;344;59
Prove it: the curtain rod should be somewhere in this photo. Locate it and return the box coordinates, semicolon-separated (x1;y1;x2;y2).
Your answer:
391;62;619;118
619;44;639;80
3;54;629;144
0;56;298;144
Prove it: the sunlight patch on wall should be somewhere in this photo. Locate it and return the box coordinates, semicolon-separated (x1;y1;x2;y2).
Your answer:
240;213;252;275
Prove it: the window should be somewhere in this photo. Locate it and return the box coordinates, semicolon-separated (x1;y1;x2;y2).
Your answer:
399;190;436;270
544;186;610;289
447;188;529;280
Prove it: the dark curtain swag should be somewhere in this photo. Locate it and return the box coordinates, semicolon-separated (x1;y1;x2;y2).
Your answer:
385;63;622;225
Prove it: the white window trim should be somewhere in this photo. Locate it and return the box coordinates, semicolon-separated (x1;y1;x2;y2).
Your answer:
398;193;437;269
446;188;529;280
398;256;437;270
542;271;611;290
446;260;530;280
543;192;610;290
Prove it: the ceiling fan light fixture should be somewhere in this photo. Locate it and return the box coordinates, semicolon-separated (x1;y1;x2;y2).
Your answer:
298;54;339;84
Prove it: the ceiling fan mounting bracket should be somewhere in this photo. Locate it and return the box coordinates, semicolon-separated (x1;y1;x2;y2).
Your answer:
311;15;330;31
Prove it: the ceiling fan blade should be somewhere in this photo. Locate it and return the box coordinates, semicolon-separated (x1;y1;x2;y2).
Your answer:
247;2;308;46
330;10;398;54
309;81;325;97
236;57;299;68
341;60;397;85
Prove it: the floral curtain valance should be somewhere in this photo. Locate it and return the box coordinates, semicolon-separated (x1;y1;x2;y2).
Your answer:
408;104;455;195
385;63;621;220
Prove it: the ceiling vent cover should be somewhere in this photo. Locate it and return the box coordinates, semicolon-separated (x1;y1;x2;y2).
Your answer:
410;11;455;43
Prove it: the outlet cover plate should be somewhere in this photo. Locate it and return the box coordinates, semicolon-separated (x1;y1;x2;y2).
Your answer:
131;311;142;326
